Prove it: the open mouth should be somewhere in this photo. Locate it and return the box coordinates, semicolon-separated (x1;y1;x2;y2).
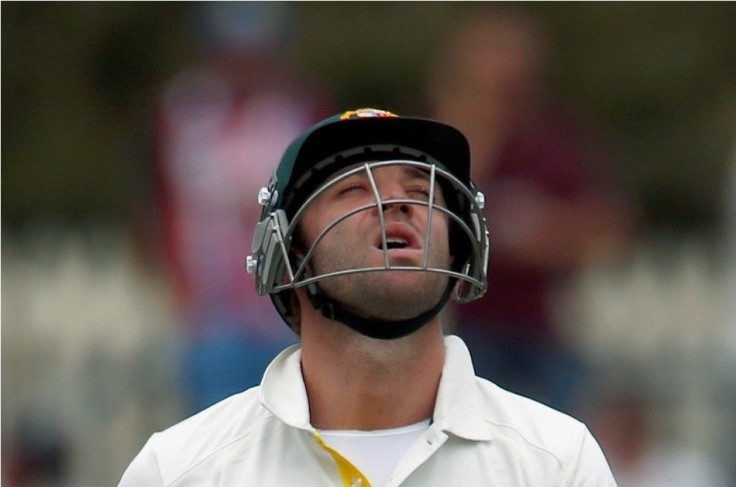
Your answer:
374;225;419;251
381;237;409;250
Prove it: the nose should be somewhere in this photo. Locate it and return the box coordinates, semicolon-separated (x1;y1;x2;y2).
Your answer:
378;182;411;215
381;201;410;214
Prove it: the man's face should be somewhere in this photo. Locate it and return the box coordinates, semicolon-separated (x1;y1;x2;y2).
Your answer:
296;163;454;322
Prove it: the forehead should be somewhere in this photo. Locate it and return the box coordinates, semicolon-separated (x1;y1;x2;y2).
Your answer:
283;146;454;220
303;161;449;214
326;160;437;183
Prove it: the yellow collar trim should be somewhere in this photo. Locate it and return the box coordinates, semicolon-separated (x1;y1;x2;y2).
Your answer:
313;431;372;487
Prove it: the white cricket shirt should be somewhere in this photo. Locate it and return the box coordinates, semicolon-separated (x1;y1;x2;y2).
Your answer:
118;335;617;486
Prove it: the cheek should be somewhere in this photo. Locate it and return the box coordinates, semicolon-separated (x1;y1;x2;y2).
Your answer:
430;212;451;241
299;205;357;253
433;215;455;263
298;202;333;246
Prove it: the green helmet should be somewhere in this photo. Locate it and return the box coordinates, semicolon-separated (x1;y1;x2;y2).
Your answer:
247;108;489;339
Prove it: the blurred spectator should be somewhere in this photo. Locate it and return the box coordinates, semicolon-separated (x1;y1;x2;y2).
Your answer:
426;7;635;411
4;418;68;487
583;385;731;487
155;3;332;413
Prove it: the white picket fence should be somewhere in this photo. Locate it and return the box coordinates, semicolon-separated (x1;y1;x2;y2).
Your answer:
554;234;736;469
2;227;185;486
3;227;734;484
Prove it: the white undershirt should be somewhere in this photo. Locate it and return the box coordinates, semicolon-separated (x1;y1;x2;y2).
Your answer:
320;419;431;487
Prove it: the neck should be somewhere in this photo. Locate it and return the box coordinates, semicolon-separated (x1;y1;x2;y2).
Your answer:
300;313;446;431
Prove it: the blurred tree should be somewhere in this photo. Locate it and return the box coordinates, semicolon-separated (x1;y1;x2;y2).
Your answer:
3;2;736;232
2;2;191;228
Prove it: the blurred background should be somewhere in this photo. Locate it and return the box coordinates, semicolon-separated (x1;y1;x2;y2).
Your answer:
2;2;736;485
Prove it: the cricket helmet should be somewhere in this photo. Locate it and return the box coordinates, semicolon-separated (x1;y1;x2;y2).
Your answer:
247;108;489;339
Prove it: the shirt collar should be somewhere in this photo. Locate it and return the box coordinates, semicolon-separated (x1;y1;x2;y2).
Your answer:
260;336;494;441
432;335;494;441
260;344;313;430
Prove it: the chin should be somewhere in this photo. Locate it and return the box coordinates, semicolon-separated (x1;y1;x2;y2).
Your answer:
373;271;448;301
377;268;436;287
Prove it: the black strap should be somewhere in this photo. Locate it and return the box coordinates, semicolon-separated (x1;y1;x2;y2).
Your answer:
306;279;455;340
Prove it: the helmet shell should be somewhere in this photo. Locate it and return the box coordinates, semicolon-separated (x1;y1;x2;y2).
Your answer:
249;108;488;332
269;108;471;219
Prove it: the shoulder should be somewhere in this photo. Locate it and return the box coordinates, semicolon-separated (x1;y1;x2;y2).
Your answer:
475;378;614;482
120;386;274;486
157;386;267;448
478;377;585;442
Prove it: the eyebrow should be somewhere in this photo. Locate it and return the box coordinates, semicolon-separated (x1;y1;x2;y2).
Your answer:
341;164;433;181
403;166;433;181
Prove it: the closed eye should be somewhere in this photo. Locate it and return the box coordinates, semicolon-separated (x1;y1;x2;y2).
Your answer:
408;186;432;200
338;183;368;195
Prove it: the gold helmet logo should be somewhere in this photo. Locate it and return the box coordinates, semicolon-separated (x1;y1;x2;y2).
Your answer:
339;108;398;120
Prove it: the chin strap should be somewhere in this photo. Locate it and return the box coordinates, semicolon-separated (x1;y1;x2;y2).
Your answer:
305;279;456;340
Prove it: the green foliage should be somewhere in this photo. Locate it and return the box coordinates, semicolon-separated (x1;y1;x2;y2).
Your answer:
3;2;735;231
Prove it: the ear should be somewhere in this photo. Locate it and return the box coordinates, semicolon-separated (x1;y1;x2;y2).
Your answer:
290;225;310;262
450;278;462;302
288;225;309;272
